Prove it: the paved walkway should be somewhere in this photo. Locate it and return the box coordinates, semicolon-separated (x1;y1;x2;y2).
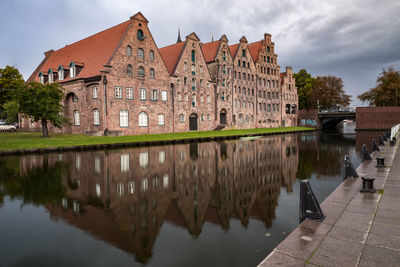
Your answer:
259;135;400;266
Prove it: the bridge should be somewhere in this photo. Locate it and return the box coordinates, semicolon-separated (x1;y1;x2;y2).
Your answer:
318;111;356;128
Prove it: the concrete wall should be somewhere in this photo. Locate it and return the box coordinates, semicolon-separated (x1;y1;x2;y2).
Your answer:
356;107;400;130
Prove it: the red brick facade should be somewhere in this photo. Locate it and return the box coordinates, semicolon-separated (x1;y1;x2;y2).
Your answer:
356;107;400;130
23;12;298;135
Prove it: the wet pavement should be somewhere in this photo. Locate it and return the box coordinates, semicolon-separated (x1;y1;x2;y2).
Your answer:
259;133;400;266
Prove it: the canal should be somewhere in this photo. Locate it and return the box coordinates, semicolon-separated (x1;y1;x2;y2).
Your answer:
0;124;360;267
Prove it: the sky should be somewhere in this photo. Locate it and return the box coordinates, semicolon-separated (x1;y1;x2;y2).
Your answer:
1;0;399;106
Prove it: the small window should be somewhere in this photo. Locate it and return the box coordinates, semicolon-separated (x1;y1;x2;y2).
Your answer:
149;50;154;61
139;112;148;127
151;89;158;101
127;64;132;75
74;110;80;126
161;90;167;101
192;78;196;91
242;49;245;57
70;66;76;78
93;86;98;99
158;114;165;125
184;62;188;70
58;69;64;81
191;50;196;62
115;86;122;98
179;114;185;123
150;68;155;79
39;74;44;84
242;61;246;68
192;94;196;107
207;114;210;120
93;109;100;126
222;51;226;61
120;110;129;127
126;45;132;56
138;66;145;78
137;29;144;40
73;94;79;102
139;88;146;100
200;79;203;87
126;87;133;99
48;72;53;83
138;48;144;58
191;64;196;75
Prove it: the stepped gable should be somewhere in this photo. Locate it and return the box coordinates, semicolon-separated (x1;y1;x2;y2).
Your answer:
280;72;286;84
201;40;220;63
229;43;239;58
248;41;262;63
28;20;132;82
159;42;185;75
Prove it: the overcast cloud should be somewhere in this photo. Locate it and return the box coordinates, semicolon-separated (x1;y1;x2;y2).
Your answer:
1;0;399;106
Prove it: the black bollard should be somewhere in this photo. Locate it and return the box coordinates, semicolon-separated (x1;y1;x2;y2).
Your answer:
362;144;372;161
299;180;325;223
379;136;385;146
376;157;385;167
360;176;375;193
372;139;380;152
343;155;359;180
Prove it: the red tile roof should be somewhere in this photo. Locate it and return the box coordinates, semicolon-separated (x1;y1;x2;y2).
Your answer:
159;42;185;75
29;20;132;82
201;40;220;63
229;43;239;59
248;41;262;63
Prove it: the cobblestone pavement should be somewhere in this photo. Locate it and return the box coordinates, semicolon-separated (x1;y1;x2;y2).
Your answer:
259;135;400;267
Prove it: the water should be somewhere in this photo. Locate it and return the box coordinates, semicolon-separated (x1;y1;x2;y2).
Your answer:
0;124;360;267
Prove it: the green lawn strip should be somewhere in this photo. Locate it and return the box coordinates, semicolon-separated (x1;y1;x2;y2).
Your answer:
0;127;314;151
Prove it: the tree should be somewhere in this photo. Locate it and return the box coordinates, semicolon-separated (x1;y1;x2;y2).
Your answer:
3;100;19;124
310;76;351;110
358;67;400;106
293;69;315;109
17;82;68;137
0;66;25;118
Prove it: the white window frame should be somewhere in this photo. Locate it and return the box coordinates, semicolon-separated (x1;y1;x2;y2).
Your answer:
58;69;64;81
139;112;148;127
161;90;167;101
48;73;53;83
126;87;133;100
93;109;100;126
70;66;76;78
115;86;122;99
93;86;98;99
74;110;80;126
120;110;129;127
139;88;146;100
151;89;158;101
179;114;185;123
158;114;165;126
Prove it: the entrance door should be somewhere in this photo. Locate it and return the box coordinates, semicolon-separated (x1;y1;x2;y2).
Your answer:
220;109;227;124
189;113;198;131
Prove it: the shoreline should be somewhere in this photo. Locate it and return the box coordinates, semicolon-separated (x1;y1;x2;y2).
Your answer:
0;127;316;156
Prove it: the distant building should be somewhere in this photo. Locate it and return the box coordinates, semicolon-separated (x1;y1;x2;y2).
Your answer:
23;12;298;135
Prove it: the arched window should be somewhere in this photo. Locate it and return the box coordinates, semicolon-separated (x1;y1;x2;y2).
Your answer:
126;45;132;56
184;62;188;70
126;64;132;76
191;64;196;75
177;92;182;101
150;68;155;79
192;78;196;91
200;94;204;102
184;93;188;102
139;112;148;127
138;66;144;78
184;77;187;85
191;50;196;62
93;109;99;125
149;50;154;61
221;92;225;101
137;29;144;40
93;86;98;99
192;94;196;107
74;110;80;126
137;48;144;58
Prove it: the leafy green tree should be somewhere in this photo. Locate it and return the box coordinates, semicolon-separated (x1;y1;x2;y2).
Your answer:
0;66;25;118
358;67;400;106
17;82;68;137
293;69;315;109
3;100;19;124
310;76;351;110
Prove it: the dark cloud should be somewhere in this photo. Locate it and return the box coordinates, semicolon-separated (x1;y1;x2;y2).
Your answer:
1;0;399;105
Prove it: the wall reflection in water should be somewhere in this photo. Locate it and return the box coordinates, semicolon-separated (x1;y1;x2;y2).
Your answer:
9;135;298;263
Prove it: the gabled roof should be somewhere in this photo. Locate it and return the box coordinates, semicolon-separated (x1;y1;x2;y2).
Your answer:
201;40;220;63
159;42;185;75
29;20;132;82
229;43;239;59
280;72;286;84
248;41;262;63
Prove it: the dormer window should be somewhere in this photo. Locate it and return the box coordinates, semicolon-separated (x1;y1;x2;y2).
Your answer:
58;67;64;81
48;70;53;83
69;62;76;78
39;73;44;84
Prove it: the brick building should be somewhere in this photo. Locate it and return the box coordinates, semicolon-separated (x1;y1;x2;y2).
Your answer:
24;12;298;135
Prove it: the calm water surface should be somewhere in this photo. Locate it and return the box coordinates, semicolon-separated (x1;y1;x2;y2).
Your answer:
0;124;361;267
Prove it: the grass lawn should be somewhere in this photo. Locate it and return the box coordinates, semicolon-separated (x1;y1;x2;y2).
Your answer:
0;127;314;151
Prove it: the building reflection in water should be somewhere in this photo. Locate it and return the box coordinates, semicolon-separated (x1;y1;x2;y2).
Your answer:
17;135;299;263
